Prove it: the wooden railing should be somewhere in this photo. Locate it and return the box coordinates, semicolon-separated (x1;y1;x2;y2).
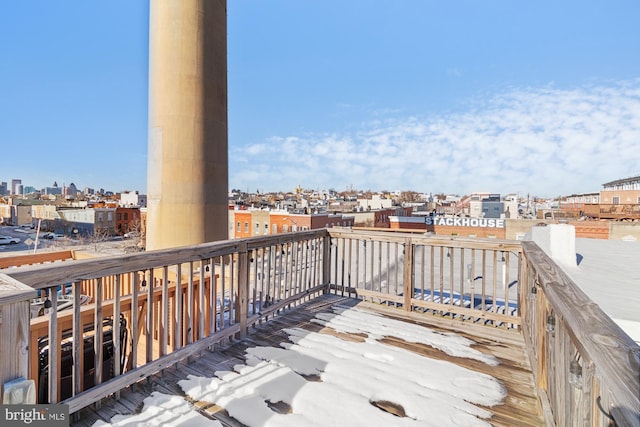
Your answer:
327;229;523;328
583;203;640;219
521;242;640;427
0;228;638;427
3;230;329;413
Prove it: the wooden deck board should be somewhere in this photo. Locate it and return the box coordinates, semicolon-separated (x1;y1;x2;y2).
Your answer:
72;294;543;426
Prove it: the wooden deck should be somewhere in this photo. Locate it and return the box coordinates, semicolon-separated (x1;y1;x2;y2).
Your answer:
71;294;544;426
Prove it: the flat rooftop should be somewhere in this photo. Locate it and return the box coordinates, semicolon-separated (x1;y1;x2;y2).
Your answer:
569;238;640;342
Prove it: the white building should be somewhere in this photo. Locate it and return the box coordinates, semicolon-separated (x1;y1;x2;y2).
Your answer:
467;194;518;219
357;194;393;211
57;208;116;236
120;191;148;208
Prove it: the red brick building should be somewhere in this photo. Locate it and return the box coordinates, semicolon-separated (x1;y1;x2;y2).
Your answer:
115;207;142;236
230;210;354;239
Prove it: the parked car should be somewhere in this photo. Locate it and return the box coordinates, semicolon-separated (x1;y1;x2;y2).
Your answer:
0;235;20;245
41;232;65;240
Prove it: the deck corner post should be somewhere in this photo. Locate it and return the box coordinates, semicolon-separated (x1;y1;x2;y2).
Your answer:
402;239;413;312
0;273;37;403
322;232;332;294
237;243;249;338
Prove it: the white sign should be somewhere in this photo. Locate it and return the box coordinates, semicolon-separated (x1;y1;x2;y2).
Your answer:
426;217;505;228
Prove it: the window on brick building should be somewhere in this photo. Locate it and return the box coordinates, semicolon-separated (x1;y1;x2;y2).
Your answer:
612;196;620;205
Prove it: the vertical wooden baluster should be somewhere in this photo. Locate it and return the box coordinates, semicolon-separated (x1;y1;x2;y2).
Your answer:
114;274;121;398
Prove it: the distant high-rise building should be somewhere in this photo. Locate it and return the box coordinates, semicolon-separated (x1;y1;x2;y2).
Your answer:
10;179;22;195
0;182;7;196
66;182;78;197
44;186;62;196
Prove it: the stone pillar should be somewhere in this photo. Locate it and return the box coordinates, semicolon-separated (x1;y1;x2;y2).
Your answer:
147;0;228;250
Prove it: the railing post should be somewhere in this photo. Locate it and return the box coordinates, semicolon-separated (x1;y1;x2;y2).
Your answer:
402;238;413;312
236;243;249;338
322;232;331;294
0;273;37;403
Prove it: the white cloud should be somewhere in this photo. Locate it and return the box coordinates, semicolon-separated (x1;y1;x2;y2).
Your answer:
230;79;640;196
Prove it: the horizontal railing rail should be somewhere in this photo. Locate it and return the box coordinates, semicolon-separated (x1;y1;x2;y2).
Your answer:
521;242;640;427
0;250;75;269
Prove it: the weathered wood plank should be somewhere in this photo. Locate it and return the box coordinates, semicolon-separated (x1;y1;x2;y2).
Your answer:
0;250;74;269
0;275;34;403
0;273;38;305
72;281;82;398
6;240;252;289
402;239;413;311
48;289;59;403
63;324;241;413
237;243;249;338
73;294;543;427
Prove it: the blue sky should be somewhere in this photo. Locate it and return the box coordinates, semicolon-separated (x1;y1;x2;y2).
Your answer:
1;1;639;198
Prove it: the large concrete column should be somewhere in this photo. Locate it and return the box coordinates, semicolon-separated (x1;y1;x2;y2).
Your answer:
146;0;228;250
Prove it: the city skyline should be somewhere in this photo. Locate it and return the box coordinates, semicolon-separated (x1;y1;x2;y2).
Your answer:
0;177;119;195
1;172;632;201
1;1;639;197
